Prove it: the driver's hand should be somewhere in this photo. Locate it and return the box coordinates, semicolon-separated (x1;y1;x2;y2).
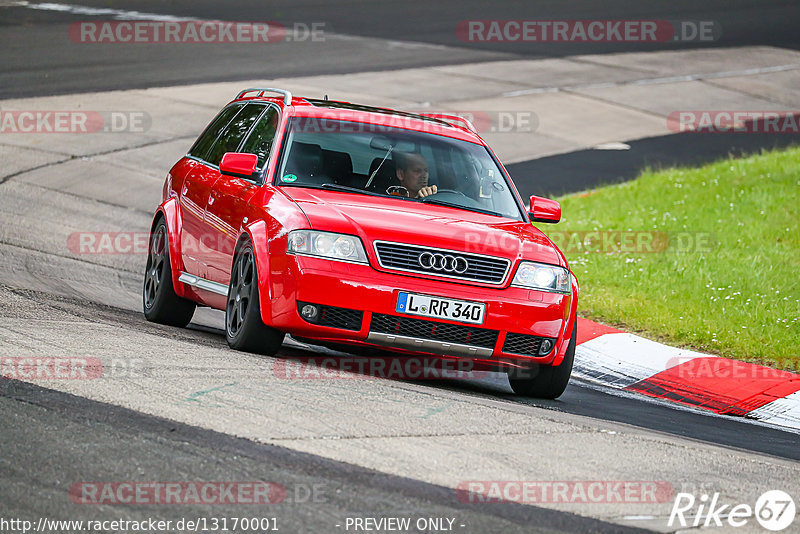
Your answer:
416;185;438;198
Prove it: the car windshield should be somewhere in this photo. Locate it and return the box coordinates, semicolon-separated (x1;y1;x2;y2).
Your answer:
274;117;524;220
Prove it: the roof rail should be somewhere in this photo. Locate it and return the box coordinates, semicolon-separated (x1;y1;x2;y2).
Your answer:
416;112;478;134
236;87;292;106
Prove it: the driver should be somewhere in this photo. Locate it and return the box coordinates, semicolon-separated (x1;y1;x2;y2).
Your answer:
393;152;437;198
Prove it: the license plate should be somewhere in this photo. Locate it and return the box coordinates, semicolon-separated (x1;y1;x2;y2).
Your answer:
396;292;486;325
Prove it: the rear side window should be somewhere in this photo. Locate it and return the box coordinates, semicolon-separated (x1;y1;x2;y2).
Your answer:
205;103;265;167
188;104;243;161
239;107;279;169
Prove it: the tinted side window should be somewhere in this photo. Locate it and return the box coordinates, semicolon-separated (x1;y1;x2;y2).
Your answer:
239;107;279;169
205;104;265;167
188;104;243;161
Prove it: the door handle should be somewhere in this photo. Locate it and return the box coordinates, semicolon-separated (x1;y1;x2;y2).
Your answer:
208;194;215;205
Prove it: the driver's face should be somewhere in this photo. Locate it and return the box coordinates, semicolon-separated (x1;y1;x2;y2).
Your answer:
397;155;429;195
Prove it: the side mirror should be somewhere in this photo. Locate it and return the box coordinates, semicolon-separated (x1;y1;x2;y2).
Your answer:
529;195;561;224
220;152;258;180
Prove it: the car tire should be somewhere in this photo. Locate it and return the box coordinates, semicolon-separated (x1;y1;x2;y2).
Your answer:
508;322;576;399
226;241;285;355
142;219;197;327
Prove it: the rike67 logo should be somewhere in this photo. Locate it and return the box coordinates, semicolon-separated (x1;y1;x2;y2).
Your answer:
669;490;796;531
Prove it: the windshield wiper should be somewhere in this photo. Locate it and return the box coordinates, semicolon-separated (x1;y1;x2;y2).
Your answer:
364;145;394;189
319;183;385;197
281;182;384;198
419;198;504;218
280;183;508;217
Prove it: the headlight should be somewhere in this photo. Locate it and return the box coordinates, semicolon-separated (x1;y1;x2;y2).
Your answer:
512;261;571;294
287;230;368;264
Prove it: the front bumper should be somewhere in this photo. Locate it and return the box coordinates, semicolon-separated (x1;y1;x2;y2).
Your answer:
266;255;576;368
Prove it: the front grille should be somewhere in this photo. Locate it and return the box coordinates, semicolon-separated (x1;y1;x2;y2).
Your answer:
374;241;510;284
370;313;499;349
298;302;363;331
502;333;556;357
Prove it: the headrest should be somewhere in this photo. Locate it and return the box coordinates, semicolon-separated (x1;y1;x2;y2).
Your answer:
369;156;396;178
323;150;353;177
286;142;323;176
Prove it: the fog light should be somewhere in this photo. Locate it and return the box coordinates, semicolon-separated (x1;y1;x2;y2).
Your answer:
300;304;319;322
539;339;554;355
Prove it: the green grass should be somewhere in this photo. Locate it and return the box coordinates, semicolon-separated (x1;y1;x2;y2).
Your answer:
542;147;800;369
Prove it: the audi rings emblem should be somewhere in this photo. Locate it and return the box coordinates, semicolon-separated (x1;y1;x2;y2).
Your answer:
418;252;469;274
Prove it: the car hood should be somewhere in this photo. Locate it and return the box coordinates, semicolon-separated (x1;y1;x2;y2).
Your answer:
281;188;565;267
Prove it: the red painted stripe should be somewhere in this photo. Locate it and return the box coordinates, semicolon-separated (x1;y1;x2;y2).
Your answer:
625;357;800;416
576;317;622;345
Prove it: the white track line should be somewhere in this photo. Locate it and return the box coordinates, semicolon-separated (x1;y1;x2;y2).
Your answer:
502;63;800;97
9;1;453;50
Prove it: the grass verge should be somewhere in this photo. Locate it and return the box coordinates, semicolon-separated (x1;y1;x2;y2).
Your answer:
542;147;800;369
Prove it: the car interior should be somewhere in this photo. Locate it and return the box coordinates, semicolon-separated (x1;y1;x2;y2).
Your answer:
274;124;523;220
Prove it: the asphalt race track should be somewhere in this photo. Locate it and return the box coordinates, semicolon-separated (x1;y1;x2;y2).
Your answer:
0;379;645;534
506;129;800;198
2;0;799;98
1;2;799;533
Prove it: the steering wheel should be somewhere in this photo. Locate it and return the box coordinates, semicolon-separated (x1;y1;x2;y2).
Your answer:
421;188;468;200
386;185;409;197
421;188;483;209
